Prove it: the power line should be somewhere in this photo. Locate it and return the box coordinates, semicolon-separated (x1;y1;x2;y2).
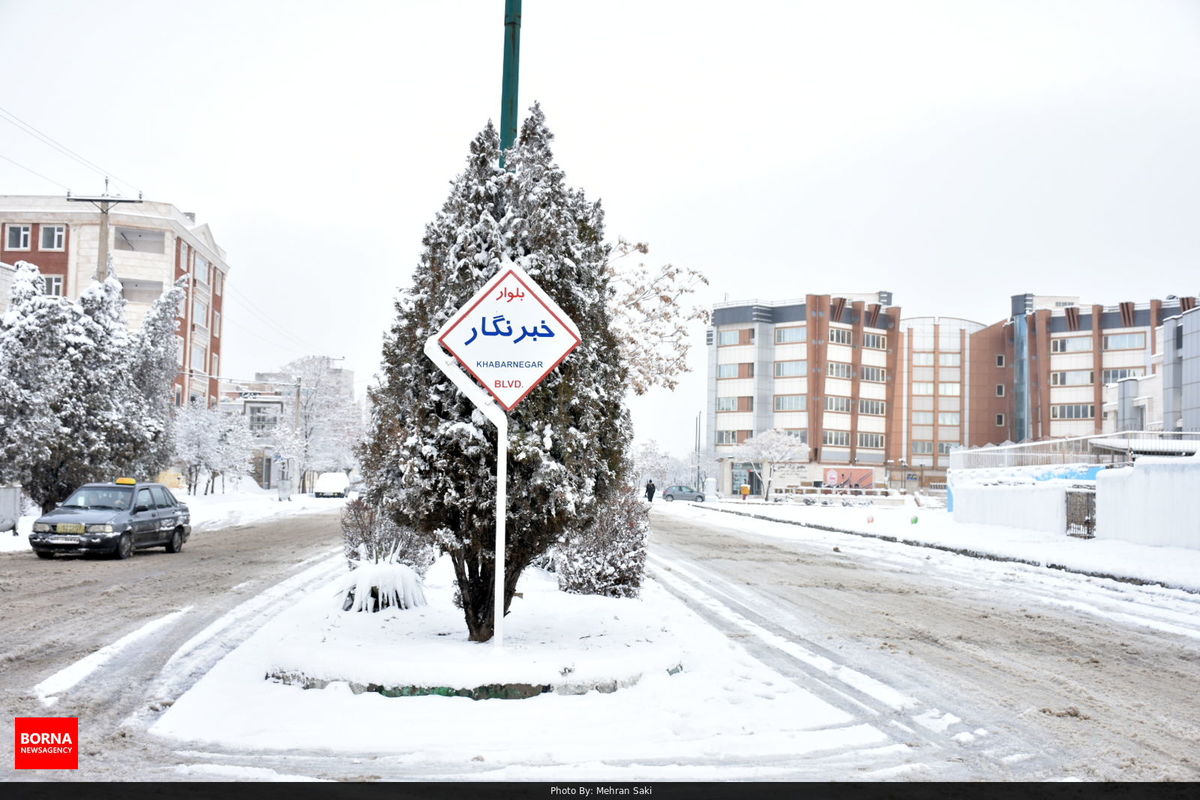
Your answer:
0;104;141;195
225;285;329;353
0;153;70;191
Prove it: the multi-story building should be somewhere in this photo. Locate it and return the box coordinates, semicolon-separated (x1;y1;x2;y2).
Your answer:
0;195;230;407
707;290;1200;495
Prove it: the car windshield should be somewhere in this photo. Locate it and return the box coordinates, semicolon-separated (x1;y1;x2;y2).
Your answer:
61;486;134;510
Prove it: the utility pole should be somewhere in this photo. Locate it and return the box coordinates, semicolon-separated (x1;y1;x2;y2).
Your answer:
66;177;143;282
499;0;522;162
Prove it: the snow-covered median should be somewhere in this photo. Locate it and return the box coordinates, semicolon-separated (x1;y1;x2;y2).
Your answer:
150;555;877;770
0;482;347;554
669;499;1200;593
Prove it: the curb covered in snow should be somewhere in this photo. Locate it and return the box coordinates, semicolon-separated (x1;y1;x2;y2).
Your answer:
694;504;1200;596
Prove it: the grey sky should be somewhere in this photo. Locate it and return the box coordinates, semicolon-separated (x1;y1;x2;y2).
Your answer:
2;1;1198;456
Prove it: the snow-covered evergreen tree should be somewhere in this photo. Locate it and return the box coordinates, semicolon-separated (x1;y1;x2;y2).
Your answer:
361;107;632;641
555;485;648;599
129;277;186;477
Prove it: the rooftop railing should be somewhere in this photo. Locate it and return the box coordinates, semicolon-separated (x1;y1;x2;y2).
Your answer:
949;431;1200;471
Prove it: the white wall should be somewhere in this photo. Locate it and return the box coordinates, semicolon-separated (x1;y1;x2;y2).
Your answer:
1096;458;1200;549
952;484;1067;534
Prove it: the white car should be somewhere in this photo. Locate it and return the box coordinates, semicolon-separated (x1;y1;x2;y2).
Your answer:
314;472;350;498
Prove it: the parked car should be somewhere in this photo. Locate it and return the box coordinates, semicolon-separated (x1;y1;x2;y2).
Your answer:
662;485;705;502
314;472;350;498
28;478;191;560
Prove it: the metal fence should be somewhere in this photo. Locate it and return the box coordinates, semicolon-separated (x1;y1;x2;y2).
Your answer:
949;431;1200;472
1064;489;1096;538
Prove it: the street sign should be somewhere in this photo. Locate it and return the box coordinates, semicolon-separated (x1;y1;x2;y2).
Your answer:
425;261;580;648
439;265;581;411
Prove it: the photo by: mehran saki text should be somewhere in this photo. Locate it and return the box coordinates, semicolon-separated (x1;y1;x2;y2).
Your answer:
439;267;581;410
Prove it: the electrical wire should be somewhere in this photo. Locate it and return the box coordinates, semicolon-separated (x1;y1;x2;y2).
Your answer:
0;104;141;195
0;153;70;191
225;284;329;353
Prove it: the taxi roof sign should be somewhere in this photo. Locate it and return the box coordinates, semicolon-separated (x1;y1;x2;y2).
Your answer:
114;477;137;485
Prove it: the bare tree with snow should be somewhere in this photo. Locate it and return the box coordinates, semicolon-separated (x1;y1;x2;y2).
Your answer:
737;429;810;499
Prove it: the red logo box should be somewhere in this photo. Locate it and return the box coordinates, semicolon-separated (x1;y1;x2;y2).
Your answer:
14;717;78;769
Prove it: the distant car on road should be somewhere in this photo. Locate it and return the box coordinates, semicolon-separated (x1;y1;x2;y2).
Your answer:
28;478;191;560
314;472;350;498
662;485;704;502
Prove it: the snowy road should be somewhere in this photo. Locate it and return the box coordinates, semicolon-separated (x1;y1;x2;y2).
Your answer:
0;509;345;781
647;503;1200;780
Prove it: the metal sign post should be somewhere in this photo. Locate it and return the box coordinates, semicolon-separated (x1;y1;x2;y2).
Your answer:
427;262;580;646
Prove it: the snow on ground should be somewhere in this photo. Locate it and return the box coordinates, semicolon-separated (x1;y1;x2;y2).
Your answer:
663;498;1200;593
150;554;882;771
0;481;347;554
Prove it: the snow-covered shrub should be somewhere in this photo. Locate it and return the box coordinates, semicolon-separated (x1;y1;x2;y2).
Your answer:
555;488;648;599
341;497;436;576
338;561;427;612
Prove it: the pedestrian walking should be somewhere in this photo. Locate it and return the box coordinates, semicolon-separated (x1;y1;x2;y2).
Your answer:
645;480;656;503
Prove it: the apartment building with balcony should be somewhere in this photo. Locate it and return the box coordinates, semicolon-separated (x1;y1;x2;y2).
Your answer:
0;195;230;407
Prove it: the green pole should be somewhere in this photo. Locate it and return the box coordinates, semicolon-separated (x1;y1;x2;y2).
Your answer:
500;0;522;164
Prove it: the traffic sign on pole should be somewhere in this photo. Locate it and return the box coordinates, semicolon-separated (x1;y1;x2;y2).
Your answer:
426;262;580;647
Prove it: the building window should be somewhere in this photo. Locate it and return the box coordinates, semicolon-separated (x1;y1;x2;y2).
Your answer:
911;440;934;455
180;241;189;269
775;360;806;378
829;327;852;345
715;430;738;445
193;298;209;327
858;432;885;449
1051;370;1093;386
6;224;31;250
43;275;64;296
1051;336;1091;353
775;326;806;344
783;429;808;442
718;328;752;346
717;363;738;379
827;362;853;379
938;383;960;396
716;396;738;412
211;353;219;376
861;366;886;382
859;399;886;415
1103;332;1145;350
996;354;1005;367
213;311;221;338
825;395;852;413
1102;368;1144;383
996;384;1005;397
937;442;956;455
939;352;960;367
996;413;1005;426
1051;404;1095;420
214;270;223;296
176;335;185;367
194;255;211;285
191;343;207;374
912;382;934;395
823;430;850;447
863;332;886;350
39;224;65;251
912;411;934;425
912;352;935;366
938;412;960;425
775;395;806;411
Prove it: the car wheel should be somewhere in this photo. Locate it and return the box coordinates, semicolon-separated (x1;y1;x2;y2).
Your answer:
34;550;54;560
696;495;705;503
115;533;134;560
664;495;674;502
165;529;184;554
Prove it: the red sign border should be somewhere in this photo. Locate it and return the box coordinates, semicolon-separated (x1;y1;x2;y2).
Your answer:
438;269;581;412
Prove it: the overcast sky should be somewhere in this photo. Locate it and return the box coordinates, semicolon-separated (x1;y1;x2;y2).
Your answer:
2;0;1198;456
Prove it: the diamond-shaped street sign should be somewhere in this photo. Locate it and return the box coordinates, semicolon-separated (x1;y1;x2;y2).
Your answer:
438;264;581;411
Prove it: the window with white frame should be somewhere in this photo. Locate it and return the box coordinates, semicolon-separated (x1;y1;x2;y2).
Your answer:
912;352;935;366
191;343;207;374
6;224;31;250
823;430;850;447
858;432;885;449
996;354;1006;367
912;411;934;425
938;352;960;367
211;352;219;376
863;332;886;350
995;413;1005;426
859;399;886;415
717;363;739;379
828;327;852;345
214;270;223;296
825;395;851;413
42;275;63;296
1051;403;1094;420
775;326;805;344
775;360;806;377
996;384;1005;397
861;366;886;382
715;430;739;445
192;297;209;327
827;362;853;379
1051;336;1091;353
180;240;189;268
937;442;956;455
1051;370;1093;386
194;255;210;285
774;395;806;411
716;396;737;412
912;382;934;395
40;225;65;250
938;382;960;396
911;440;934;454
213;311;221;338
1103;332;1145;350
938;411;960;425
783;429;808;442
1102;367;1144;383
